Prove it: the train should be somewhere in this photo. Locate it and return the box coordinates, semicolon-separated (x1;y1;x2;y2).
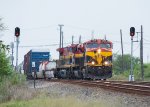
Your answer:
55;39;113;80
24;39;113;80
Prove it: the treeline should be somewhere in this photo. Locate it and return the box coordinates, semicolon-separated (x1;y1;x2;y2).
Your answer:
113;54;140;74
0;41;26;83
0;42;26;103
112;54;150;81
0;19;26;103
0;43;12;81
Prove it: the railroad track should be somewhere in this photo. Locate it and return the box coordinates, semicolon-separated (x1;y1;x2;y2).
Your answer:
49;79;150;96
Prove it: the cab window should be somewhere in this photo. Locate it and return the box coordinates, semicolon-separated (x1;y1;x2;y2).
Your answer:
86;43;99;48
100;43;111;48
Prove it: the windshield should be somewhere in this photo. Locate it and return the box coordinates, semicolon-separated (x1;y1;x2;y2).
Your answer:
86;43;99;48
86;43;111;49
100;43;111;48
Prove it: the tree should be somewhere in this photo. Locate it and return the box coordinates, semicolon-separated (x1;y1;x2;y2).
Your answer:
0;18;12;81
0;18;5;31
0;51;12;79
113;54;140;74
0;18;7;52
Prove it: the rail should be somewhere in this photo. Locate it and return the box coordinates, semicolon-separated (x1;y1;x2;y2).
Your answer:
49;79;150;96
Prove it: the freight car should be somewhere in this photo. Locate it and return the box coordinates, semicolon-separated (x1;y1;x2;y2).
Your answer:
55;39;113;80
23;49;50;79
32;61;56;79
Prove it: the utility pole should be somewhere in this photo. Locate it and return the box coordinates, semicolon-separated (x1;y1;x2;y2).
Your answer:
58;24;64;60
58;24;64;49
91;30;94;40
79;35;81;44
104;35;107;40
140;25;144;81
62;31;63;48
72;35;74;45
120;29;124;72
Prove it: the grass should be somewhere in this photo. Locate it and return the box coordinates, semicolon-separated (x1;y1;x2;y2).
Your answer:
109;74;128;81
0;73;27;103
0;80;120;107
0;96;118;107
0;71;121;107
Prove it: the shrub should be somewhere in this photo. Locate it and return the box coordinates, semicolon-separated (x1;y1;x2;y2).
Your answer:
0;73;26;103
0;51;12;81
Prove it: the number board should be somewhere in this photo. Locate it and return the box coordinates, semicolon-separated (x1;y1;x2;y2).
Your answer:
32;62;35;67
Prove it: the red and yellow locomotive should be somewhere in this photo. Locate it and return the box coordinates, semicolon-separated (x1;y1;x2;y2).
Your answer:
55;39;113;80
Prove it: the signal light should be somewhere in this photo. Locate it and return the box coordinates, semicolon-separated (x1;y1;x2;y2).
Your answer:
15;27;20;37
130;27;135;36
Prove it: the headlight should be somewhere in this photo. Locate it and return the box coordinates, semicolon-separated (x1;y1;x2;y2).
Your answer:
92;61;95;65
104;61;109;65
97;49;101;54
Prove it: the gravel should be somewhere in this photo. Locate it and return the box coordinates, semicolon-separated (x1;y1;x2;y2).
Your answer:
27;80;150;107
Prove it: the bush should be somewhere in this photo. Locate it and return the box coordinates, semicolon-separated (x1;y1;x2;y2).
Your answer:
0;73;26;103
9;72;26;85
0;51;12;81
144;64;150;78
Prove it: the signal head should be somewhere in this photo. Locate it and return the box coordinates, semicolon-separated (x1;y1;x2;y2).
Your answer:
130;27;135;36
15;27;20;37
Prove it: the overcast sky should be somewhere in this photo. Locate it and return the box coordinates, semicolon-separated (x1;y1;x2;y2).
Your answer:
0;0;150;64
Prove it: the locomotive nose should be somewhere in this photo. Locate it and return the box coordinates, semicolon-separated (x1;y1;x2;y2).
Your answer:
94;49;102;65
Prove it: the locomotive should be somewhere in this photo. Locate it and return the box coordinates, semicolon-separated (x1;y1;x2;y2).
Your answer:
55;39;113;80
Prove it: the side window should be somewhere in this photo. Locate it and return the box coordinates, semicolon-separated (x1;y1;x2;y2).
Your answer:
100;43;111;49
68;47;72;52
72;47;77;53
111;44;113;49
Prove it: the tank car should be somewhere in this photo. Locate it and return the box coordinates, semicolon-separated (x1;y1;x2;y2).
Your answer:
32;61;56;79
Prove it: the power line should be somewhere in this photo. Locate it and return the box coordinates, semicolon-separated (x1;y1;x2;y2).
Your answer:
143;43;150;45
113;48;122;54
19;42;71;48
4;25;56;33
133;43;140;52
143;46;150;49
22;25;56;31
65;25;92;31
113;40;150;45
143;38;150;42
